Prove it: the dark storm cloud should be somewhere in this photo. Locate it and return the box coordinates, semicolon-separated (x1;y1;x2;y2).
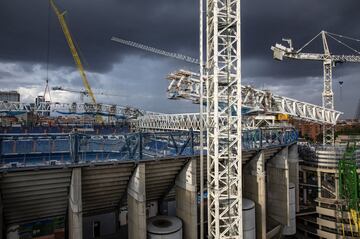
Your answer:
1;0;360;75
0;0;198;72
0;0;360;116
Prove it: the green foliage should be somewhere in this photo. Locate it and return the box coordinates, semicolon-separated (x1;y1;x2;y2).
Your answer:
338;143;359;211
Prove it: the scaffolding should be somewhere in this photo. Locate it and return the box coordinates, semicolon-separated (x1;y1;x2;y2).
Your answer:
338;143;360;237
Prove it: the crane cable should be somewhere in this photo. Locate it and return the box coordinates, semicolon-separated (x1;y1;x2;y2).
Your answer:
326;33;360;56
326;31;360;43
296;31;360;55
296;31;322;53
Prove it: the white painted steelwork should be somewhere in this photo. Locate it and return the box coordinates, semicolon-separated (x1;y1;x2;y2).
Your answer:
111;37;199;65
166;70;342;125
271;31;360;145
205;0;243;237
134;113;276;132
0;101;150;119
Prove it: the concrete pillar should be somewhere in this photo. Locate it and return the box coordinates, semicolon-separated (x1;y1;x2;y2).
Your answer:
127;164;146;239
175;159;197;239
317;171;321;198
288;144;299;212
335;174;339;200
244;151;266;239
0;194;3;239
69;168;83;239
267;146;290;225
303;171;307;204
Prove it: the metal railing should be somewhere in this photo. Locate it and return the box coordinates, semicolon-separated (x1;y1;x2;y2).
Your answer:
0;127;298;168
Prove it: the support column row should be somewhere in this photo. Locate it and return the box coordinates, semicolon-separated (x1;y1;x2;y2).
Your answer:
127;161;197;239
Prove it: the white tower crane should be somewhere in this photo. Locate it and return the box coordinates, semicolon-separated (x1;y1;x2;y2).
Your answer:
271;31;360;145
112;7;243;235
205;0;242;237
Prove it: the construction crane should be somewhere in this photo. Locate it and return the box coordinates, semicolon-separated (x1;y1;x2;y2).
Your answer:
49;0;102;122
271;30;360;145
52;86;119;97
111;37;200;65
52;86;119;103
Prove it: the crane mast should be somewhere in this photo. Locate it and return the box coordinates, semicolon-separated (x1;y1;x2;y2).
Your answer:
321;31;335;145
271;30;360;145
205;0;243;237
49;0;97;105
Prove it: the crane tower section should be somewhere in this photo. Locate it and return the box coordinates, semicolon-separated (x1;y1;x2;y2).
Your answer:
206;0;242;238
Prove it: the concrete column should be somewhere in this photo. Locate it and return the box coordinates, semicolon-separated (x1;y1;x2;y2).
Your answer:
288;144;300;212
317;171;321;198
303;171;307;204
244;151;266;239
69;168;83;239
0;194;3;239
267;146;290;225
335;174;339;200
175;159;197;239
127;164;146;239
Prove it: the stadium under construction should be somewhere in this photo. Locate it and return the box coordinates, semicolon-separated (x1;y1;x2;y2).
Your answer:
1;0;360;239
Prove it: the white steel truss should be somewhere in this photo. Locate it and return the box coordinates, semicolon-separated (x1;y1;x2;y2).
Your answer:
166;70;342;125
134;113;275;132
205;0;242;237
134;113;201;131
0;101;148;119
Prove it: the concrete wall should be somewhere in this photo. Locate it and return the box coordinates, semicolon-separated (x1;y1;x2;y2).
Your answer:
127;164;146;239
267;147;290;225
288;144;299;212
69;168;83;239
176;159;197;239
243;151;266;239
83;212;117;239
0;195;2;239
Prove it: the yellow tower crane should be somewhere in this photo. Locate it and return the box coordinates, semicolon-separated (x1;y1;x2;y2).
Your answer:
49;0;102;122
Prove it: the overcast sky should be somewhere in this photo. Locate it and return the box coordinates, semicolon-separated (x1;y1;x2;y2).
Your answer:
0;0;360;118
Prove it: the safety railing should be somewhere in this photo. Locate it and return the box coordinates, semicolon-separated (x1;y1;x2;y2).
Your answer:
0;127;298;168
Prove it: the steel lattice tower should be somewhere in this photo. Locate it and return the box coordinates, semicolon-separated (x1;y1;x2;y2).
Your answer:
322;32;335;145
322;59;335;145
205;0;243;237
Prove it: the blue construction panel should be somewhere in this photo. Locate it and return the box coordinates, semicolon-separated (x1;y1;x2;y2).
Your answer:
53;139;70;152
35;140;51;153
30;127;45;133
8;127;22;134
87;141;103;151
102;139;120;152
48;127;61;133
15;140;33;154
2;140;15;154
98;128;113;135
